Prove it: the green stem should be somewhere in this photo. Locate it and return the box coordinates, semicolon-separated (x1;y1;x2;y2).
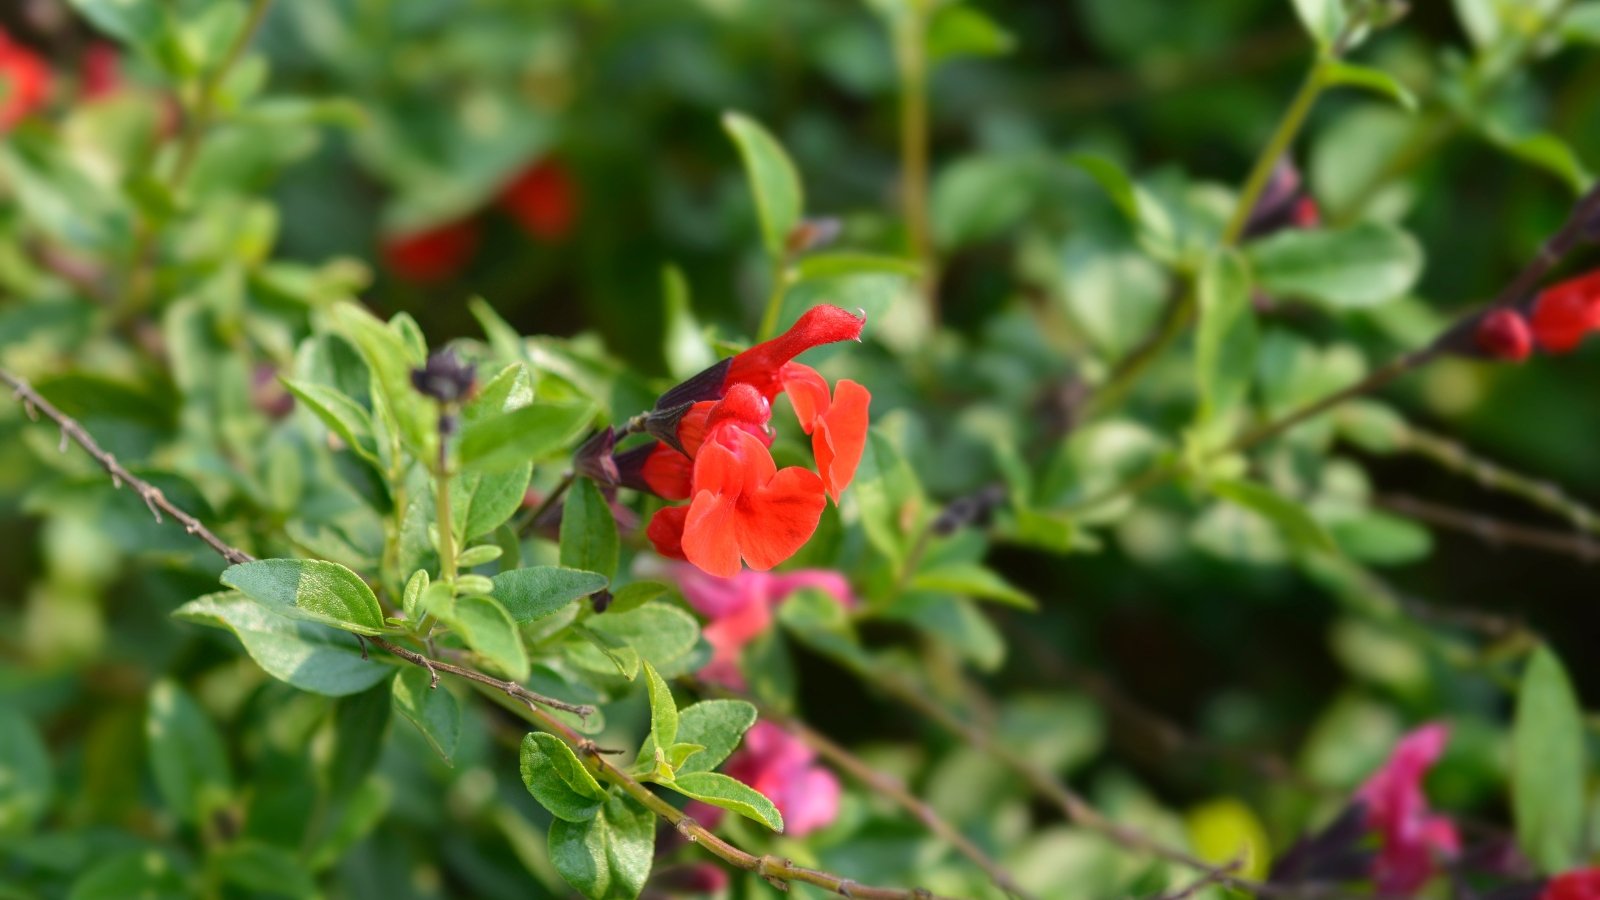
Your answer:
756;260;790;342
1220;58;1330;246
434;439;457;585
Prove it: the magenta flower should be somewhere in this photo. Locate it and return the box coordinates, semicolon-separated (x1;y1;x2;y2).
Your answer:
665;564;855;689
1356;723;1460;894
700;721;840;837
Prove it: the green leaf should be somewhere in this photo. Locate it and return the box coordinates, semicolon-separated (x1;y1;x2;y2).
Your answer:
1561;3;1600;44
926;5;1015;64
0;709;52;837
212;841;317;900
910;562;1036;609
607;581;671;615
65;0;165;54
791;252;923;282
1513;647;1588;873
549;796;656;900
450;595;529;681
392;668;461;765
642;662;679;750
221;558;386;635
1322;62;1417;112
853;429;924;568
68;851;187;900
458;403;597;473
1194;248;1257;424
493;566;609;623
326;682;391;804
521;733;606;823
1484;129;1595;194
569;626;642;680
587;602;701;670
147;680;232;826
1291;0;1348;47
332;302;432;458
454;463;532;541
723;111;804;259
308;780;390;872
662;266;715;380
281;378;378;464
1453;0;1503;50
931;154;1039;251
669;772;783;832
1067;154;1179;261
173;592;391;696
1247;222;1423;310
560;477;619;580
1211;479;1336;553
653;700;758;775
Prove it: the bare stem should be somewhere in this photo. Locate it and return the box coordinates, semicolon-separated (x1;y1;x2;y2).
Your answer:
1378;494;1600;563
1394;427;1600;535
694;680;1034;900
894;0;936;319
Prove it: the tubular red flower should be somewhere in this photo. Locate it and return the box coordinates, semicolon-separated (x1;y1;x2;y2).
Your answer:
725;306;865;400
1531;270;1600;353
681;428;826;577
382;220;480;284
1476;308;1533;362
0;31;50;131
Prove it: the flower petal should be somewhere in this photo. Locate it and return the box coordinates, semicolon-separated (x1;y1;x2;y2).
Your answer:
646;506;690;561
682;490;742;577
813;379;870;502
734;466;826;571
642;444;694;500
779;363;832;433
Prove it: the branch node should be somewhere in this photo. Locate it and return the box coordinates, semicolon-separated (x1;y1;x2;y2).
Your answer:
140;486;164;523
836;879;857;898
58;427;68;453
674;815;700;841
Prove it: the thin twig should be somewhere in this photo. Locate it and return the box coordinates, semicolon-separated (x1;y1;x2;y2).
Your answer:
1394;427;1600;536
1;368;944;899
1378;494;1600;563
693;680;1035;900
1158;858;1242;900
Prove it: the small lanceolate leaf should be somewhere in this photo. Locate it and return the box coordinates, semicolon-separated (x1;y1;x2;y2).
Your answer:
521;732;606;822
549;795;656;900
174;592;391;696
0;709;52;836
147;680;232;826
1211;479;1336;553
281;378;378;463
722;111;804;260
212;841;318;900
639;700;757;776
1195;248;1257;424
392;668;461;765
586;603;700;670
662;266;715;380
493;566;609;623
1322;62;1417;112
642;662;678;750
1513;647;1587;873
560;477;620;580
450;595;529;681
332;302;432;456
670;772;784;832
1247;222;1423;310
454;463;532;541
926;4;1015;64
222;559;386;635
458;402;597;473
910;562;1036;610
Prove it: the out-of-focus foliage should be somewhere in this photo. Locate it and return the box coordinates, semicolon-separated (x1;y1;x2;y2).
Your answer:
3;0;1600;898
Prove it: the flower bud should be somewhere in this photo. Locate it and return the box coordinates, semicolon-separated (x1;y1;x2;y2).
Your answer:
1474;309;1533;362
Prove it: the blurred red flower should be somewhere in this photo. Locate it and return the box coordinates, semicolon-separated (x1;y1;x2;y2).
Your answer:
1530;270;1600;353
1544;869;1600;900
381;220;480;284
1356;723;1459;895
498;158;579;241
0;30;50;130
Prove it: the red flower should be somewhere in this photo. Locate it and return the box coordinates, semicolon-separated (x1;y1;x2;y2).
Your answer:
1477;308;1533;362
498;158;579;241
637;307;871;576
1292;196;1321;229
1544;869;1600;900
1356;723;1459;895
0;30;50;131
381;220;480;284
1530;270;1600;353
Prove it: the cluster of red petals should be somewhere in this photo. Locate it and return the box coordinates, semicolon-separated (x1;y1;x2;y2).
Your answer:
1476;308;1534;362
381;220;482;284
1529;270;1600;354
497;159;579;240
645;306;870;577
1356;723;1460;895
1544;869;1600;900
0;30;51;131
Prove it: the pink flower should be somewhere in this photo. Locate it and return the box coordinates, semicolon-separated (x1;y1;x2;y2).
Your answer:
704;722;840;837
1356;723;1460;894
667;564;854;689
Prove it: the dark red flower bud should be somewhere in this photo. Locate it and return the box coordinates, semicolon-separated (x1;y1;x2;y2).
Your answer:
1475;309;1533;362
410;351;477;403
498;159;579;241
382;220;479;284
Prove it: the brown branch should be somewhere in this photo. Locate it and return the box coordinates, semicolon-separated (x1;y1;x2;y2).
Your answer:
1378;493;1600;563
1158;859;1242;900
1394;427;1600;536
691;680;1035;900
2;366;945;899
